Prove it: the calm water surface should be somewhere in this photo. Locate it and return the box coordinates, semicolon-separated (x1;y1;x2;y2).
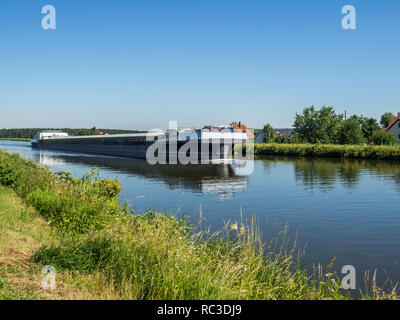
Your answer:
2;140;400;289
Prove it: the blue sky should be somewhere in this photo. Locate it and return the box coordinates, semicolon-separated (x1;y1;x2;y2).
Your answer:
0;0;399;130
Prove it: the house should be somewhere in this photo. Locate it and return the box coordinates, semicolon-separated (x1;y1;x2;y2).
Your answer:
230;122;255;139
383;112;400;142
274;130;294;137
202;122;255;140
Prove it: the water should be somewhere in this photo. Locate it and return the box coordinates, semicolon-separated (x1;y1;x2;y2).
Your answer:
2;140;400;290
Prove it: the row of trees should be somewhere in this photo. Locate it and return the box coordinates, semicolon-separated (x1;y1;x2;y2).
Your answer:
263;106;398;146
0;127;144;139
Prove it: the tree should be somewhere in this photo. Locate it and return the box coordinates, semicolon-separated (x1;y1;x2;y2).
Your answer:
370;130;398;146
380;112;396;128
274;135;291;144
293;106;343;144
349;115;380;143
338;119;365;145
263;123;274;143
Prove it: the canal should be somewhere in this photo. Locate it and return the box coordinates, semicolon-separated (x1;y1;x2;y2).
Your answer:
1;140;400;291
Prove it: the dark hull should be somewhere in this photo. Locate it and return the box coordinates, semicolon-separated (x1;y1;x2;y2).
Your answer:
32;136;232;161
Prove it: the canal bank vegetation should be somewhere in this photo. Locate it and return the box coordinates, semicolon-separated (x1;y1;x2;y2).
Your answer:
0;184;108;299
251;143;400;160
0;150;397;300
0;138;31;142
254;106;400;160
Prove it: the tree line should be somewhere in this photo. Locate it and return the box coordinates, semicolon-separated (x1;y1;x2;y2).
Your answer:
263;106;398;146
0;127;145;139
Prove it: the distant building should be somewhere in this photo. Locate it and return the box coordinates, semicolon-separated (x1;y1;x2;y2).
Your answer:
230;122;255;139
274;130;294;137
383;112;400;143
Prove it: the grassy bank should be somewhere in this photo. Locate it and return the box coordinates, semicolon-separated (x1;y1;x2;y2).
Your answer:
251;143;400;160
0;138;31;142
0;150;396;299
0;185;116;299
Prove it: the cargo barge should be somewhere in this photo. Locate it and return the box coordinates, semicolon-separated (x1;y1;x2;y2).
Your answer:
31;124;253;163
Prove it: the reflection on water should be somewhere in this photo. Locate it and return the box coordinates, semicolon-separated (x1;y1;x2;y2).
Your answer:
258;155;400;192
36;152;66;167
34;151;248;200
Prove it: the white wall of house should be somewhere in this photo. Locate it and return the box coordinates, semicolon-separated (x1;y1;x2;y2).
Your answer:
386;120;400;143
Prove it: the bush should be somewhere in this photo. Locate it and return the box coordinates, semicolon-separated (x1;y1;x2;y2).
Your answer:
0;150;126;233
274;136;291;144
251;143;400;160
338;119;365;145
370;130;398;146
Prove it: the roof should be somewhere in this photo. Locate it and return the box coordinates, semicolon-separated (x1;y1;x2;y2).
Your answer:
384;113;400;131
230;122;255;139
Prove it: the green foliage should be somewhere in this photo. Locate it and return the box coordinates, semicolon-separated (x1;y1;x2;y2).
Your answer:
380;112;396;128
338;119;365;145
293;106;391;146
370;130;398;146
294;106;343;144
33;214;345;300
0;151;126;233
360;118;380;142
263;123;275;143
349;115;380;143
251;143;400;160
274;136;291;144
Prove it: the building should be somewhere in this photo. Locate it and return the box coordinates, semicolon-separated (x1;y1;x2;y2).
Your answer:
230;122;255;140
202;122;255;140
273;130;294;137
383;112;400;142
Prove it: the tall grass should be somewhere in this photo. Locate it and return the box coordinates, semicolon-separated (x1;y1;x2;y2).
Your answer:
250;143;400;160
0;150;367;299
33;214;347;300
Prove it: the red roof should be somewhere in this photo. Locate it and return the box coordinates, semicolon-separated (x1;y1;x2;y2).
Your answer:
384;113;400;131
231;122;255;139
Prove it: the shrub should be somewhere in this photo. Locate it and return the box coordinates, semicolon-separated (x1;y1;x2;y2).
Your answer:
251;143;400;160
0;150;126;233
370;130;398;146
274;136;291;144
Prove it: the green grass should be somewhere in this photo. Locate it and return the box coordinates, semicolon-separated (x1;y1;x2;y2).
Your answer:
0;276;39;300
0;185;56;299
0;138;31;142
250;143;400;160
0;184;129;300
0;150;397;300
33;215;347;300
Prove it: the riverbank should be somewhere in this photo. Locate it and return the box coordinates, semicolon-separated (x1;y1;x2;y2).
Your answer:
0;185;112;299
251;143;400;160
0;150;396;300
0;138;31;142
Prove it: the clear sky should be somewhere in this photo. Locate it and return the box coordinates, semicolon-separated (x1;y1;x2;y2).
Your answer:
0;0;399;130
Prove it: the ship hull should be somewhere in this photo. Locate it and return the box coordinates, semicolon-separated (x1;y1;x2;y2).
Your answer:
32;135;233;161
